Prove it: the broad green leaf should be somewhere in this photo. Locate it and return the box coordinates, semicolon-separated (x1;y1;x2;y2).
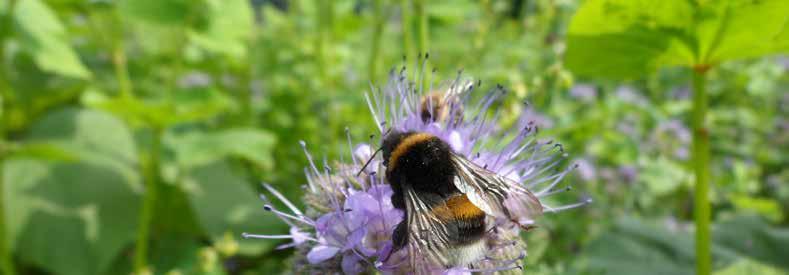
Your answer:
28;108;137;165
582;216;789;275
13;0;91;78
4;141;77;161
565;0;696;79
189;0;253;60
639;156;690;196
565;0;789;79
117;0;202;26
82;88;236;129
5;109;141;275
10;162;141;275
182;161;287;255
117;0;207;55
714;258;786;275
695;0;789;63
166;128;276;170
582;217;710;275
149;234;202;273
729;195;783;223
27;108;140;184
3;159;48;253
714;215;789;270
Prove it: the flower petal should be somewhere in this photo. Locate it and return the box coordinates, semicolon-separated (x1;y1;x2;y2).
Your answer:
341;253;364;274
289;227;310;245
447;130;464;152
307;245;341;264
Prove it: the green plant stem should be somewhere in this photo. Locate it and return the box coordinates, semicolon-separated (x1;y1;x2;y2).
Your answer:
0;71;16;275
0;0;17;274
692;67;710;275
315;0;333;88
112;47;133;100
401;0;414;67
109;33;153;273
368;0;385;83
413;0;429;92
134;128;162;273
413;0;428;56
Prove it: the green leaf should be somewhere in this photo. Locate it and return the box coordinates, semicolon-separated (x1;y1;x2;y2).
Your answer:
713;215;789;270
582;216;789;275
189;0;253;60
117;0;202;26
565;0;789;79
5;141;77;162
696;0;789;63
582;217;707;275
27;108;140;183
27;108;138;165
166;128;277;170
4;109;141;275
565;0;696;79
729;195;783;223
182;161;287;255
639;156;690;196
12;0;91;78
82;88;236;129
714;258;786;275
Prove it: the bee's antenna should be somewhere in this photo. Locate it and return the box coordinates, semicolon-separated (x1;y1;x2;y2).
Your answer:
356;147;383;177
354;128;393;177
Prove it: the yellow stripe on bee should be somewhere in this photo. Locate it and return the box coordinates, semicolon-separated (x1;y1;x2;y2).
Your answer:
432;195;485;220
388;132;435;171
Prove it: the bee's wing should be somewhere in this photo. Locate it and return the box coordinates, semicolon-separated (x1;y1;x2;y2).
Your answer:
450;153;543;226
401;187;453;270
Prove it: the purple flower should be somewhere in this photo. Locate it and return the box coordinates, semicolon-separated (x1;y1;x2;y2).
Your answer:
243;68;589;274
651;119;691;160
615;85;648;107
569;84;597;102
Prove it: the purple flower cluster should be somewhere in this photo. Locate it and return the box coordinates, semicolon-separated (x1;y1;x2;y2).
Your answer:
243;68;588;274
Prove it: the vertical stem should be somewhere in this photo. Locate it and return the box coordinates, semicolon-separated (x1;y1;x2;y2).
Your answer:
315;0;333;88
0;61;15;275
112;47;133;100
692;67;710;275
134;128;162;273
368;0;385;83
400;0;414;66
243;28;260;126
413;0;428;56
412;0;429;92
0;0;17;273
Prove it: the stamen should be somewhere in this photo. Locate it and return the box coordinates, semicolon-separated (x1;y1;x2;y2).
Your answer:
261;202;313;225
535;166;575;196
263;183;304;216
538;186;572;197
365;92;383;132
544;198;593;213
465;251;526;273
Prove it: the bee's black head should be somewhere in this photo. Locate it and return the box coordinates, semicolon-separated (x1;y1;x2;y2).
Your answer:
381;130;412;167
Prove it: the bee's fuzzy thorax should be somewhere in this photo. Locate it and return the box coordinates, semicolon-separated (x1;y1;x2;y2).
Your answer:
386;132;434;171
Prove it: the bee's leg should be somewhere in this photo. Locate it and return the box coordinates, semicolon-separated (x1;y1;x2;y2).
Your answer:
379;220;408;263
391;219;408;252
511;219;538;232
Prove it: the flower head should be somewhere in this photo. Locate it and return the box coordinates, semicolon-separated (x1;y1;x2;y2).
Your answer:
244;66;589;274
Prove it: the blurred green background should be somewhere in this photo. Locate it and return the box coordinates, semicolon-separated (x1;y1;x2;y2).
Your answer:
0;0;787;274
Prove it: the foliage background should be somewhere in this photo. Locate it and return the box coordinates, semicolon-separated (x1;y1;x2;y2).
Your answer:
0;0;787;274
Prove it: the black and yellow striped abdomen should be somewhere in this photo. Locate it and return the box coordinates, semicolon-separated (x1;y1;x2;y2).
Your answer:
432;194;486;245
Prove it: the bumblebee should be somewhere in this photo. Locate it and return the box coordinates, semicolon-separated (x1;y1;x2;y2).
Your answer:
379;130;543;270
